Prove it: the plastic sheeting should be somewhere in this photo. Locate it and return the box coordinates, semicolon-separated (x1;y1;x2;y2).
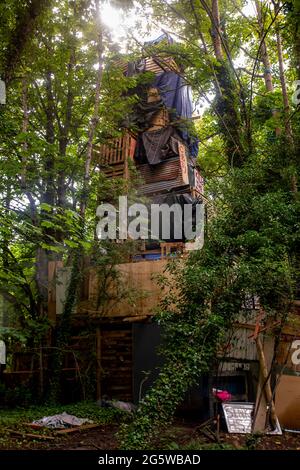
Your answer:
144;32;174;47
32;412;93;429
152;72;193;121
151;72;199;157
151;192;203;242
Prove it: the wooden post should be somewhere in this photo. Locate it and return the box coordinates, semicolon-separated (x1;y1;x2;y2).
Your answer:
39;342;44;399
48;260;63;324
96;328;101;401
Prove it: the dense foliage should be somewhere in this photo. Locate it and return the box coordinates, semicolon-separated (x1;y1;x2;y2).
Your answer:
120;0;300;449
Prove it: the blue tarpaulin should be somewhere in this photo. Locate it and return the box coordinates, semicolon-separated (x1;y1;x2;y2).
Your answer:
152;72;199;157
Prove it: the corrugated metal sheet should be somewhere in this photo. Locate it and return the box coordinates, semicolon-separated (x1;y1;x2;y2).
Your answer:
220;362;251;372
137;158;181;184
224;327;258;361
138;179;190;196
114;56;179;76
137;153;194;196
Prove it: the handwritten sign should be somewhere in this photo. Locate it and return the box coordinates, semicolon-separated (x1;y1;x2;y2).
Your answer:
222;402;282;434
178;143;189;185
222;402;254;433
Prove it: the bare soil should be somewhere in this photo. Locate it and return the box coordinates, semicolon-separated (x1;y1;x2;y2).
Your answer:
0;422;300;450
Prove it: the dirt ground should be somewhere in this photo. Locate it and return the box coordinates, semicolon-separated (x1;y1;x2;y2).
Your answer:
0;421;300;450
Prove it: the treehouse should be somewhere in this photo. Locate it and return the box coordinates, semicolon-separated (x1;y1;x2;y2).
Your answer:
51;33;206;402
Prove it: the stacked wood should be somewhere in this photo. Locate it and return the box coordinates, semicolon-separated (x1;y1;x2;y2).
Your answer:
101;328;133;401
93;133;136;179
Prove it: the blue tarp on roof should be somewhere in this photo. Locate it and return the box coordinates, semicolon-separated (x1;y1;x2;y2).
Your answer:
151;72;199;157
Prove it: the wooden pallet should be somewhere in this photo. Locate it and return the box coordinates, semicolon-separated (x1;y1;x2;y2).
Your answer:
93;133;136;167
93;133;136;179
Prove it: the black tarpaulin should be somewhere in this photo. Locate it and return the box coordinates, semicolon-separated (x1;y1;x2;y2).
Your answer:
135;126;183;165
150;192;203;242
142;127;180;165
135;97;165;130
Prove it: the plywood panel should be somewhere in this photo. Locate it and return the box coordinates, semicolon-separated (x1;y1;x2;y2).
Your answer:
86;259;169;318
276;375;300;430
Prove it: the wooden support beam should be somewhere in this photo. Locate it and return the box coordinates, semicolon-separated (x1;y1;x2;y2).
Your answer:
6;428;55;441
55;424;101;435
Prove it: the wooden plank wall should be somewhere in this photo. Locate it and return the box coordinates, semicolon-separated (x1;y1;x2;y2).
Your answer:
100;327;133;401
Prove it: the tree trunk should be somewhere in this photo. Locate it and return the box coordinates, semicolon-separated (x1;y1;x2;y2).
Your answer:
211;0;223;61
4;0;51;84
36;70;56;319
21;77;37;224
57;46;76;209
274;3;294;143
209;0;246;166
255;0;274;93
255;0;281;136
48;2;104;402
80;24;103;217
254;335;277;431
